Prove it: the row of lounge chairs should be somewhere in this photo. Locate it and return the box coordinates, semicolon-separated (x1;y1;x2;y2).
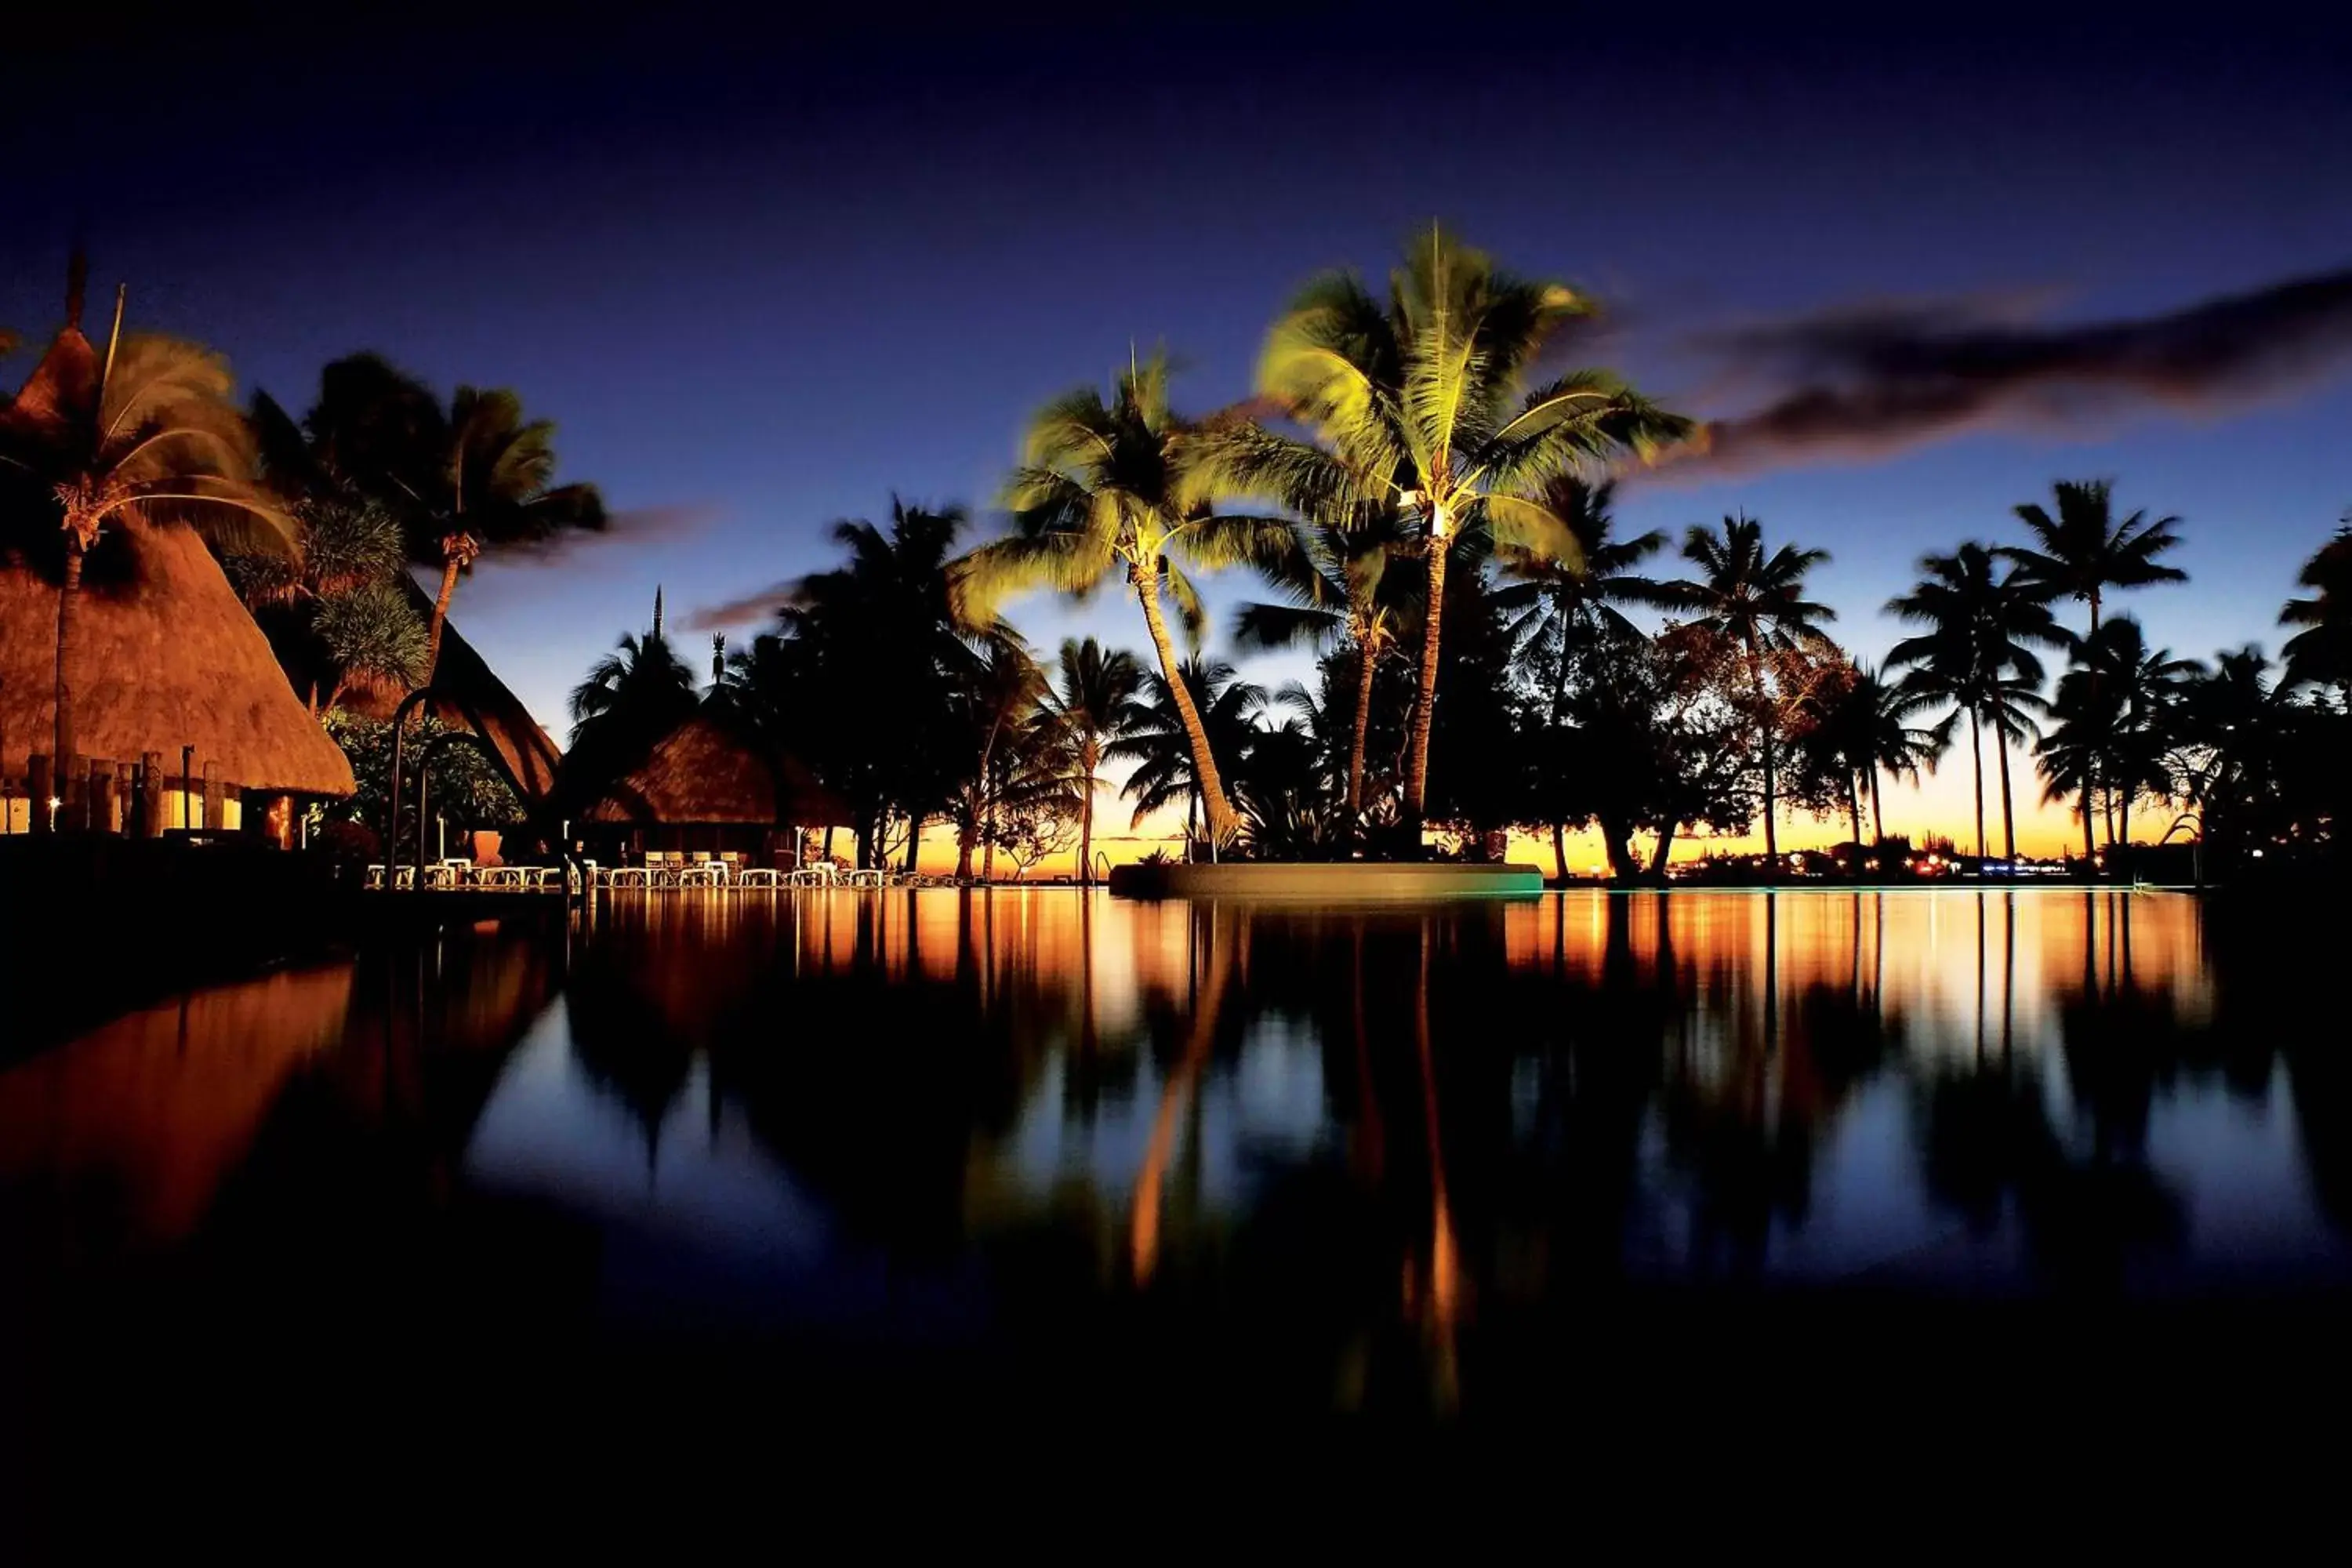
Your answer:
365;857;953;892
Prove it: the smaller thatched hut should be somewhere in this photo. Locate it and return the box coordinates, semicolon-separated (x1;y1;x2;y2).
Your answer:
576;710;842;866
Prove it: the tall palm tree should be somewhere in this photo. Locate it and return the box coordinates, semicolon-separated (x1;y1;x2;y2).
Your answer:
301;355;607;684
1659;514;1834;871
1037;637;1145;885
949;352;1290;843
1202;228;1691;837
564;603;702;813
0;270;296;770
1885;543;2063;861
1232;503;1414;817
2005;479;2186;837
1110;655;1267;849
2281;521;2352;695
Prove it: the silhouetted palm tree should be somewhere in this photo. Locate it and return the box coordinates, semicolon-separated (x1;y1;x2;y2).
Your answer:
2281;520;2352;695
1659;514;1835;871
1038;638;1145;885
1109;655;1266;849
300;354;607;682
1886;542;2063;860
1232;503;1414;817
0;267;296;768
1200;228;1690;837
948;634;1046;882
1806;664;1944;849
949;353;1290;843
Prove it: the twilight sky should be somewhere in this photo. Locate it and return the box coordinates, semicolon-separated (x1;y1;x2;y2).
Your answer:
8;9;2350;858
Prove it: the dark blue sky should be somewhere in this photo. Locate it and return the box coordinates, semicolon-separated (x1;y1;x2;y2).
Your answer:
8;8;2350;843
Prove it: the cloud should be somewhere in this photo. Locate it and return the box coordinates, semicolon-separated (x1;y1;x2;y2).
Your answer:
683;582;794;633
494;502;721;566
1657;267;2352;478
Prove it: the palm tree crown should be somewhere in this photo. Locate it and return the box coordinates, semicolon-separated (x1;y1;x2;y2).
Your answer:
949;351;1288;842
2005;478;2186;635
2281;521;2352;693
1202;227;1691;834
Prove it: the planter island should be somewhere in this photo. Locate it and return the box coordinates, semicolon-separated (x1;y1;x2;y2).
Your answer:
1107;860;1545;900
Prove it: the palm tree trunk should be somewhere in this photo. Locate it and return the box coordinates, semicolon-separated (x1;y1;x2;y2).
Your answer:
1968;706;1986;860
1994;719;2018;862
1347;641;1376;818
1402;539;1449;840
2081;782;2096;869
903;814;924;876
1552;820;1568;885
1745;637;1778;875
53;542;85;771
1078;779;1094;887
1848;771;1864;852
1650;821;1678;878
424;550;464;685
1134;572;1237;841
1869;768;1886;846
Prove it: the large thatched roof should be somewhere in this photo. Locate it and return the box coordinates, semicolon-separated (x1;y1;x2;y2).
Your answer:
1;514;357;795
579;710;843;826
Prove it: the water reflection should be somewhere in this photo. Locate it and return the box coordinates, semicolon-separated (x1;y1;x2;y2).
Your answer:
4;887;2347;1415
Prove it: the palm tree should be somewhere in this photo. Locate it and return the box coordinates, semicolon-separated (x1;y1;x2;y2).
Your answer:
1659;514;1834;871
1807;664;1944;850
2281;521;2352;695
1885;543;2063;861
947;634;1047;883
2006;479;2187;646
0;270;296;770
949;352;1290;843
309;579;430;713
2079;616;2198;851
1232;503;1414;817
2006;479;2186;837
1037;638;1145;885
301;355;607;684
564;600;702;808
1110;655;1267;850
1202;228;1691;837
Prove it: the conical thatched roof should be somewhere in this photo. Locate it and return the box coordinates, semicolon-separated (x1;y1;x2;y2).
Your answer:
1;514;356;794
579;710;843;826
0;325;97;438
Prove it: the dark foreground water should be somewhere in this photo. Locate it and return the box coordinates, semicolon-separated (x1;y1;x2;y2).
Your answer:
5;887;2350;1509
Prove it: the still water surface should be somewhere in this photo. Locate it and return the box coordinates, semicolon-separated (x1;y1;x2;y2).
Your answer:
4;888;2347;1415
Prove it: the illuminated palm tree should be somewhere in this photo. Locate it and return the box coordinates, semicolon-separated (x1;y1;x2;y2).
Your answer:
1037;637;1145;885
0;267;296;769
2281;521;2352;695
1232;503;1414;817
1886;543;2063;860
949;353;1290;843
1200;228;1691;837
1658;514;1835;871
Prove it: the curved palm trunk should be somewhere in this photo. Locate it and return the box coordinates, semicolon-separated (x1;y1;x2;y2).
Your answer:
1347;641;1377;818
1967;706;1986;860
903;814;924;877
1552;820;1569;884
1134;576;1237;841
1402;540;1449;840
1994;720;2018;862
53;543;86;775
423;552;464;685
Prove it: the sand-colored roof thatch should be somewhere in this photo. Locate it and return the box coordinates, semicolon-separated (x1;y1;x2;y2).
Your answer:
580;710;844;826
2;514;357;796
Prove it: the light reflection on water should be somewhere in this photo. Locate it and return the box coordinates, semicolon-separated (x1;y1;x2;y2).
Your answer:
3;887;2347;1406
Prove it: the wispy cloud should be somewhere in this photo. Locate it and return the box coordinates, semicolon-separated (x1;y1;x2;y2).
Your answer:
492;502;722;566
1655;267;2352;478
683;581;795;633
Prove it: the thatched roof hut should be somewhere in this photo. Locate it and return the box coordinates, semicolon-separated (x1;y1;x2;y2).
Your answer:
2;291;353;799
579;710;842;827
0;516;357;796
